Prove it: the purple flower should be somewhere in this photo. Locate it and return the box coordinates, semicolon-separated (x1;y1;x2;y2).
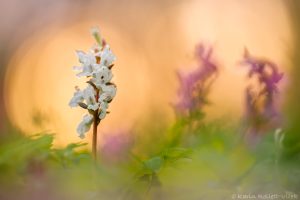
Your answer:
174;44;218;117
241;49;283;137
242;49;283;95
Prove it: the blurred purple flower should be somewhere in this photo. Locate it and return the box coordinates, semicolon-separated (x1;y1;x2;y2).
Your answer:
100;129;133;163
174;44;218;117
241;49;283;138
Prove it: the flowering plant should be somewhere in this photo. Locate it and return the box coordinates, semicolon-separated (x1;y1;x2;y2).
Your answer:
241;49;283;139
69;27;116;158
174;44;218;119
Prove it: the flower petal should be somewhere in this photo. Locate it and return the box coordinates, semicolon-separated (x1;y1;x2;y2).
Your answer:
76;114;94;138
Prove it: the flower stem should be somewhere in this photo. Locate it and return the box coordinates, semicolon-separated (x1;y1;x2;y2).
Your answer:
92;113;98;160
92;88;100;161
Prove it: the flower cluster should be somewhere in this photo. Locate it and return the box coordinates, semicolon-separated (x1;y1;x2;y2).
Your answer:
174;44;218;117
241;49;283;136
69;28;117;139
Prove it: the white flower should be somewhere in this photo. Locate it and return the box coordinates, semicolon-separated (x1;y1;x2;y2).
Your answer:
92;65;113;86
69;86;84;107
96;45;116;66
83;86;99;111
74;51;97;77
99;84;117;102
77;50;95;64
98;101;108;119
77;114;94;138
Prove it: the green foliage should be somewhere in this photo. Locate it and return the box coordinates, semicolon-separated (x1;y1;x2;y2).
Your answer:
143;156;163;173
52;142;90;167
0;116;299;199
0;134;53;169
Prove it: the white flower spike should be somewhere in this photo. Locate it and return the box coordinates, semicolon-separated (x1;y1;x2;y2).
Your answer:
69;27;117;159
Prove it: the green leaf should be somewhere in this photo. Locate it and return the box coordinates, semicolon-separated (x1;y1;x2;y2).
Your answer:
163;147;192;161
143;156;164;173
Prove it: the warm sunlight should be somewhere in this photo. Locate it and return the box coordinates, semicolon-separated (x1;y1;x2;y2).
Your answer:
4;1;291;146
1;0;300;199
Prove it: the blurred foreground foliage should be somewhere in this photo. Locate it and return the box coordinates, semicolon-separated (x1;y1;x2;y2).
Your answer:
0;119;299;200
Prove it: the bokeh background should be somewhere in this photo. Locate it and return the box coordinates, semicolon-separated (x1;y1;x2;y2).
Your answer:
1;1;300;200
0;0;293;146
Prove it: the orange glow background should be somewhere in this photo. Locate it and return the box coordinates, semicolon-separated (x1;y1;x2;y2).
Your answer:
1;0;292;146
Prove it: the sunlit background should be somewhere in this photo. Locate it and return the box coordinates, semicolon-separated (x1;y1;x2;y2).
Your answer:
0;0;293;146
2;1;300;199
